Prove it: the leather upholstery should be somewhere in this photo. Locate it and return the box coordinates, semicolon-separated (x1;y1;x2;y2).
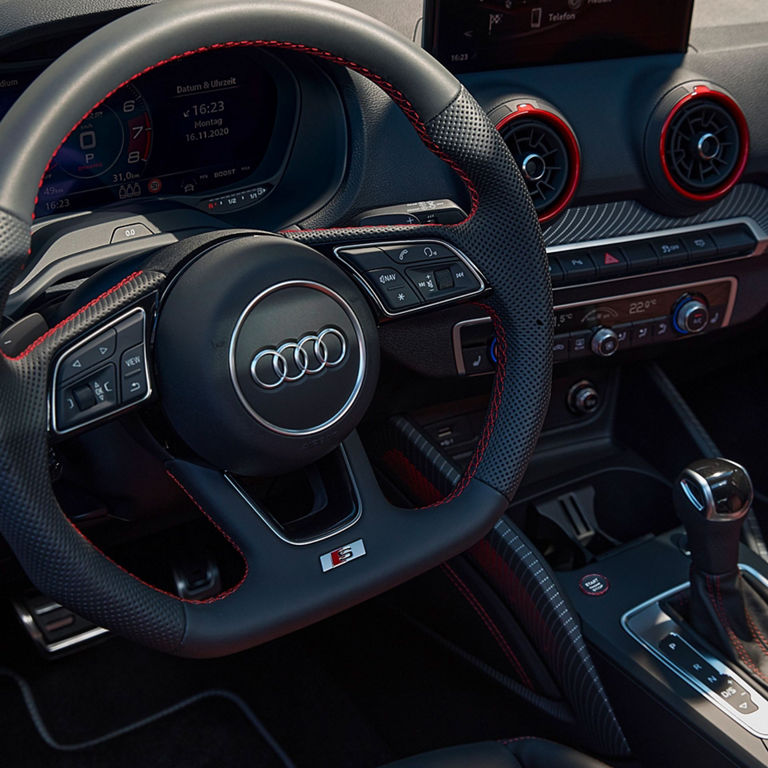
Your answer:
672;569;768;689
381;738;612;768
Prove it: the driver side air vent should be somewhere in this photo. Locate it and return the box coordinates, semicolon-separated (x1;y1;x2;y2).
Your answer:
647;83;749;209
490;99;580;223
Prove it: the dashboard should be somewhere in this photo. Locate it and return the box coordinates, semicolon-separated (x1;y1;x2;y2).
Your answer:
0;0;767;396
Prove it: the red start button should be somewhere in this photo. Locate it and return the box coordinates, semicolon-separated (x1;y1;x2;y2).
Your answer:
579;573;610;597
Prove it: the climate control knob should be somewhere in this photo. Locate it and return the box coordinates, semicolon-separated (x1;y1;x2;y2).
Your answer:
591;327;619;357
674;297;709;334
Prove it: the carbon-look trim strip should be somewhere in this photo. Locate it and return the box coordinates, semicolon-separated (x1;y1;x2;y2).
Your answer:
543;185;768;246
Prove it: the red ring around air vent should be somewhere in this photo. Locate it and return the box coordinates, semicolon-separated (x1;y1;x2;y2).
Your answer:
496;103;581;223
659;85;749;202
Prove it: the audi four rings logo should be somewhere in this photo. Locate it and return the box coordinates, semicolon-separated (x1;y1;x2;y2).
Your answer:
250;328;348;389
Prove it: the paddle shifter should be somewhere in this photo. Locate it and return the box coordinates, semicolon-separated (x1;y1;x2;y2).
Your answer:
672;459;768;682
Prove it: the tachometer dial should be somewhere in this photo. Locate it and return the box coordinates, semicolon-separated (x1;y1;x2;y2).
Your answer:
47;84;152;189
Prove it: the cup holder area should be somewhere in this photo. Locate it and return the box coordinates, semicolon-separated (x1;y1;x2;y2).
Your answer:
511;468;674;571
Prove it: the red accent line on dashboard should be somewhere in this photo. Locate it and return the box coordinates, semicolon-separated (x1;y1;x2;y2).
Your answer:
380;449;444;505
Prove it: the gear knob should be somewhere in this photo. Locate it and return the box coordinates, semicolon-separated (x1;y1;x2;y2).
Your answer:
673;458;754;575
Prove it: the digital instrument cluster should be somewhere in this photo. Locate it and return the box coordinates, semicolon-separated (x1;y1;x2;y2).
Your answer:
0;48;287;218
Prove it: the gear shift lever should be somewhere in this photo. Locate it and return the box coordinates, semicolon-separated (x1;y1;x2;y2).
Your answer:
671;458;768;683
673;458;753;575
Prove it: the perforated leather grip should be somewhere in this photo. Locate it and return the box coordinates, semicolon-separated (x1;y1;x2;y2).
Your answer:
0;0;551;655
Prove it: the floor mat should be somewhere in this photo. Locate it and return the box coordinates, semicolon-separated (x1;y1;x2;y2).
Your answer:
0;671;294;768
0;584;561;768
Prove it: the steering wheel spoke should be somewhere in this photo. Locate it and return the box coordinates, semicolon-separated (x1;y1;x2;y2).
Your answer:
164;430;508;656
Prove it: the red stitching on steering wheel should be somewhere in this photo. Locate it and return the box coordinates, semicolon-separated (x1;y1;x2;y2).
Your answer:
1;270;144;361
33;40;479;227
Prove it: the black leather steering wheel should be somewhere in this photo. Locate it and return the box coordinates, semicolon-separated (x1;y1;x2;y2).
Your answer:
0;0;551;657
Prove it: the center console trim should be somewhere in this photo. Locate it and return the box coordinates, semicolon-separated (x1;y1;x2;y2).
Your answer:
622;563;768;738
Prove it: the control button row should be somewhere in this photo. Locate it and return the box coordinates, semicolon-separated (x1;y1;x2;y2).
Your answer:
342;241;457;267
60;328;116;383
549;224;756;287
54;309;150;433
553;308;725;362
336;243;481;312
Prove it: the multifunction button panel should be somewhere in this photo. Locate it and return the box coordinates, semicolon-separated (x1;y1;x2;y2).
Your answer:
548;222;757;286
453;279;736;374
623;571;768;738
52;307;151;434
335;241;484;316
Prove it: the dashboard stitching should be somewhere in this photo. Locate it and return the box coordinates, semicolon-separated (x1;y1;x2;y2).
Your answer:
1;269;143;361
30;41;479;230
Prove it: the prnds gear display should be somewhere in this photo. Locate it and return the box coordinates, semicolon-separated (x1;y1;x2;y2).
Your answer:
422;0;694;73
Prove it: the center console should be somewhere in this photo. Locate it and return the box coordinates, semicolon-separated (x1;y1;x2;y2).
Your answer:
552;453;768;767
564;538;768;768
453;220;762;374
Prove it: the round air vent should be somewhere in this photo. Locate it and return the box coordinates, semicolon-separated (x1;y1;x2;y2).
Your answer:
652;84;749;204
493;101;580;223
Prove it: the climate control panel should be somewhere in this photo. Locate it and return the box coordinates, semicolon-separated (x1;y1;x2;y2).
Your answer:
454;278;736;374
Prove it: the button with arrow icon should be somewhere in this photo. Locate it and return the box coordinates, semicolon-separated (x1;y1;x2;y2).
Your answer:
59;328;117;382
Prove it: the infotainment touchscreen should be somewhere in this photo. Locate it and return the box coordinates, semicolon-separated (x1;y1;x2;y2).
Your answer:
422;0;694;73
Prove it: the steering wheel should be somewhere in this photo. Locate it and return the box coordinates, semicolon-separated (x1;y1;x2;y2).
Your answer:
0;0;551;657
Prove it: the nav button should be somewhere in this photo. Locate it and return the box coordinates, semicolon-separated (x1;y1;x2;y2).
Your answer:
367;268;405;290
